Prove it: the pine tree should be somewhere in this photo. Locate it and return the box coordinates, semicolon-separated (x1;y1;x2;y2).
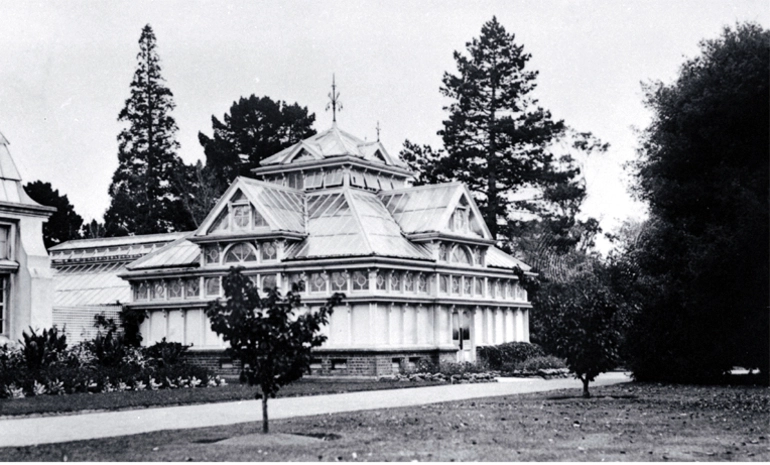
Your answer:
104;24;194;236
406;17;606;242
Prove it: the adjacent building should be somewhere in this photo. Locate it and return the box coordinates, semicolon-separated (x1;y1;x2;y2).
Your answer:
0;132;56;346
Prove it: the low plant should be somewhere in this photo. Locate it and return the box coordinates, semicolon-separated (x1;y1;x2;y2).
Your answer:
20;326;68;370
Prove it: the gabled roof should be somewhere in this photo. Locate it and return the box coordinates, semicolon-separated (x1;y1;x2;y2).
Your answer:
260;124;407;168
195;177;305;237
378;183;491;239
284;188;431;261
126;234;200;271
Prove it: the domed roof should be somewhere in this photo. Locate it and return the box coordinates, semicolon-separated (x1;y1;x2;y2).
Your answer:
259;123;408;168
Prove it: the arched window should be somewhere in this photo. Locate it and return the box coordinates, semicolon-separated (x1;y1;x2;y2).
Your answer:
451;245;473;265
224;243;257;264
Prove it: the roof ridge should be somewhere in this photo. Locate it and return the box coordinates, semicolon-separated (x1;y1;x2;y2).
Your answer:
378;182;463;195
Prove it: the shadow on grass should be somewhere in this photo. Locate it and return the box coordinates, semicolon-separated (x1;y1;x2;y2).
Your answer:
546;394;638;400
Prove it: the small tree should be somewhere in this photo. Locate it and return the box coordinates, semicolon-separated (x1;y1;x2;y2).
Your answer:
205;268;343;433
535;274;625;397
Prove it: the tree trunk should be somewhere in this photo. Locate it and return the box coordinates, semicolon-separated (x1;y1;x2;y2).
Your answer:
582;377;591;398
262;395;269;433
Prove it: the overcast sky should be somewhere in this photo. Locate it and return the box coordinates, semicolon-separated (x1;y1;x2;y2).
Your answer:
0;0;767;249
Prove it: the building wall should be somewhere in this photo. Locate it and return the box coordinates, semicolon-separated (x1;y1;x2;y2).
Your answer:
53;305;122;345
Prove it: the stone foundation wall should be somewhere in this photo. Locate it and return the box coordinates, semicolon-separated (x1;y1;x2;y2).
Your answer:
185;348;459;377
185;350;242;377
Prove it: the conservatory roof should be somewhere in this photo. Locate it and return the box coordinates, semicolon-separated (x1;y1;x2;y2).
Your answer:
0;131;56;211
283;188;431;261
126;234;200;271
259;124;408;168
53;261;131;307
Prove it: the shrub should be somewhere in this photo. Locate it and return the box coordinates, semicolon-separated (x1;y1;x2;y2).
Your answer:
20;327;68;370
437;361;489;376
515;355;567;372
476;342;545;370
90;330;127;368
145;339;188;368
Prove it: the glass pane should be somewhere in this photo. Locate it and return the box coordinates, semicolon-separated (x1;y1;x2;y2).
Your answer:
310;272;326;292
440;275;448;293
168;279;183;299
331;271;347;291
205;277;221;296
451;275;460;294
262;274;277;290
376;272;386;290
261;241;277;260
185;278;200;299
417;274;427;293
208;209;229;233
232;205;249;229
390;272;401;292
463;276;471;295
352;270;368;290
204;246;220;265
404;273;414;292
225;243;257;263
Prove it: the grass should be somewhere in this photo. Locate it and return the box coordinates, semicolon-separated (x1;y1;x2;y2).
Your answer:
0;378;444;418
3;381;769;461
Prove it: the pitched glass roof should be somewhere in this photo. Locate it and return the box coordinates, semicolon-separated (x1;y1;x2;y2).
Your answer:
486;246;532;271
378;184;460;234
53;262;131;307
126;235;201;271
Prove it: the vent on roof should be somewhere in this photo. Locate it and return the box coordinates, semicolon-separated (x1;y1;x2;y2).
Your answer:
293;149;315;162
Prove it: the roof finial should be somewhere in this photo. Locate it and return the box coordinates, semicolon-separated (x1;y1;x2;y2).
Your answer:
326;74;343;123
376;121;381;142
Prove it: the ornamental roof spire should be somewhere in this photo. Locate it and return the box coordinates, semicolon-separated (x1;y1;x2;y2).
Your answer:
326;74;343;123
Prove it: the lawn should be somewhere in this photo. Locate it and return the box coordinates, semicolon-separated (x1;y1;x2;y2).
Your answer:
0;378;444;418
3;382;768;461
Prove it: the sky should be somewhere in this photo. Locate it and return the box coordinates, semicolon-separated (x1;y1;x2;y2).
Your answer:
0;0;767;251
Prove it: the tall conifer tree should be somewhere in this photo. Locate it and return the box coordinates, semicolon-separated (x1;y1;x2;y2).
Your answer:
406;17;605;244
104;24;193;236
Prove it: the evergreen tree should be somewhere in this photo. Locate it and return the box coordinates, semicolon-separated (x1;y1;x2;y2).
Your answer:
23;181;83;248
626;23;769;382
199;95;316;188
403;17;606;244
104;24;194;237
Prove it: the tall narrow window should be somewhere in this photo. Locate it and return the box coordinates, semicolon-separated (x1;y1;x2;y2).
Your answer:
463;276;472;295
331;271;347;291
404;273;414;292
390;272;402;292
168;279;183;299
451;275;461;294
0;277;5;334
417;274;427;293
0;226;9;260
440;275;448;293
376;271;387;290
185;278;200;299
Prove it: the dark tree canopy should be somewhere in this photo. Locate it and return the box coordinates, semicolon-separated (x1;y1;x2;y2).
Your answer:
104;24;194;237
23;181;83;249
199;95;316;188
206;268;343;433
627;23;769;382
402;17;606;249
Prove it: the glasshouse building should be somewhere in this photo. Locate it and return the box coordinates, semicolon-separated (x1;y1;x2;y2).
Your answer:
52;124;533;376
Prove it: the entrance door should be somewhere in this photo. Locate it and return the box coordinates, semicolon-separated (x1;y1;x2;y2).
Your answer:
452;311;473;362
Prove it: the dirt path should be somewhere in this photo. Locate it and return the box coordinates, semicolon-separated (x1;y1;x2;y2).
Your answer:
0;373;630;447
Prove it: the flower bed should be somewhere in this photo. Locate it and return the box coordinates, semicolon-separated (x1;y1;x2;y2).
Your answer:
0;327;221;399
